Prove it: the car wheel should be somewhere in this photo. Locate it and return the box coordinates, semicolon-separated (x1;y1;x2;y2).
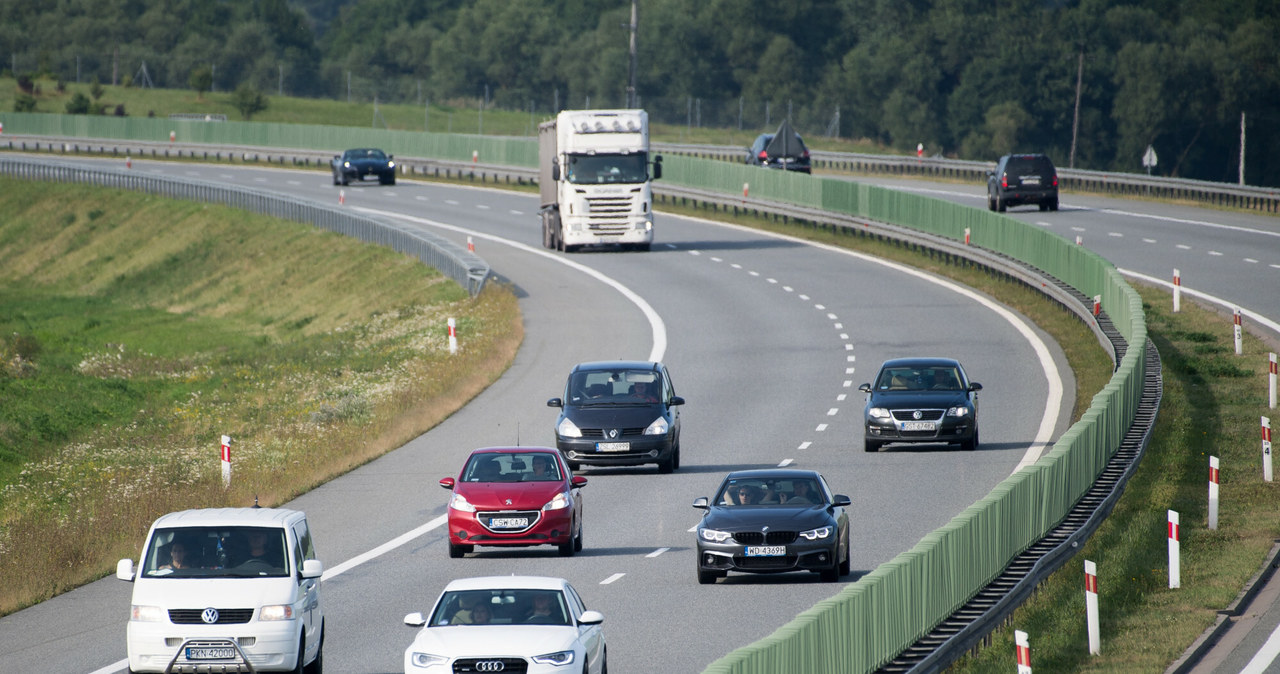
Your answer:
962;428;979;452
864;439;881;453
1049;197;1060;211
1038;201;1049;211
600;649;607;674
304;626;324;674
672;444;681;470
448;542;471;558
332;172;339;186
996;195;1006;212
987;192;996;211
635;242;651;252
573;520;584;552
290;636;306;674
382;176;395;186
558;536;576;557
697;567;718;585
340;174;349;186
839;537;851;576
657;453;675;474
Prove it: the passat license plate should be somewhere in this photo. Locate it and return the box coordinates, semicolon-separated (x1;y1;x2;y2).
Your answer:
186;647;235;660
901;421;936;431
490;517;528;529
745;546;786;557
596;442;629;452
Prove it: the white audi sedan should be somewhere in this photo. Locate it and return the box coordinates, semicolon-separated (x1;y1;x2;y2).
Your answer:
403;575;606;673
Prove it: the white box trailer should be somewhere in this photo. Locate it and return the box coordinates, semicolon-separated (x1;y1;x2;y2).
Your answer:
538;109;662;252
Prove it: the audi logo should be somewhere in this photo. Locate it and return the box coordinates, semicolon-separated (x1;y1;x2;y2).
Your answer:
474;661;506;672
201;607;219;624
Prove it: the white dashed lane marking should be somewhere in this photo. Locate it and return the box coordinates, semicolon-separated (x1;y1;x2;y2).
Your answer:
600;573;625;585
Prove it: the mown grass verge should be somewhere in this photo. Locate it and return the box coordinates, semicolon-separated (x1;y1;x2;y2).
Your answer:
0;177;522;616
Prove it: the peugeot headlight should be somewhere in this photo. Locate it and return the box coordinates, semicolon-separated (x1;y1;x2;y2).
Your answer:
531;650;575;666
868;407;891;419
800;526;832;541
699;528;731;543
543;491;570;511
946;406;971;418
643;417;669;436
259;604;295;621
130;605;165;622
409;652;448;668
449;493;476;513
557;417;582;438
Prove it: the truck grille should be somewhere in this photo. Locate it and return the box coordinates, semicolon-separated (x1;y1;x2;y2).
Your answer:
585;194;635;231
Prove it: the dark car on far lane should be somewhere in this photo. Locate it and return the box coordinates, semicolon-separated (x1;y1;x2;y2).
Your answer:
987;153;1058;212
858;357;982;452
746;119;811;174
331;148;396;186
693;469;850;584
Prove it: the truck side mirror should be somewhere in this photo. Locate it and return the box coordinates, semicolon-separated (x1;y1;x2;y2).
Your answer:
551;162;560;182
652;155;662;181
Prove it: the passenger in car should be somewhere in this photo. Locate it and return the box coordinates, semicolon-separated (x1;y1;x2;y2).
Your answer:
731;485;761;505
784;480;816;505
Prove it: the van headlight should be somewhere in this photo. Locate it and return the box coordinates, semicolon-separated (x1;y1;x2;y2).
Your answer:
644;417;669;435
259;604;295;621
131;605;165;622
557;418;582;438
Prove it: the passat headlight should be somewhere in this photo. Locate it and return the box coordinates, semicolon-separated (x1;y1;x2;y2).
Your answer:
800;526;832;541
946;406;971;418
531;650;575;666
130;605;165;622
699;528;731;543
409;652;448;668
543;491;571;511
557;417;582;438
868;407;891;419
449;493;476;513
643;417;669;435
260;604;295;621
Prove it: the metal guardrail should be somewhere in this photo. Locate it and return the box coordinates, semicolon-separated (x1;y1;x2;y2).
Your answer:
0;154;491;296
653;142;1280;214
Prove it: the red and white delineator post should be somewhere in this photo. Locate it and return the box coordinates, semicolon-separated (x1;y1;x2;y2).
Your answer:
1268;353;1276;410
964;227;971;245
1085;560;1100;655
467;236;475;253
339;190;345;205
472;150;478;164
169;130;176;144
1263;417;1273;483
126;155;132;169
1233;308;1243;355
1168;510;1181;589
1173;269;1181;313
1093;295;1102;317
447;318;457;355
220;435;232;488
743;182;749;200
1208;456;1220;530
1015;630;1032;674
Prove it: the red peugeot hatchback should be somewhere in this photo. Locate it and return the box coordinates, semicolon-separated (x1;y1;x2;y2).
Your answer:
440;447;587;558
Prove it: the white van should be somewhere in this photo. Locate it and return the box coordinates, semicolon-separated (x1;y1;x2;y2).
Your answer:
116;507;324;673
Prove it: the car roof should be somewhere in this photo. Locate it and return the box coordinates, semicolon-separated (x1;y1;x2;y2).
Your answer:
442;575;571;592
466;446;559;457
877;357;963;370
571;360;661;372
150;507;304;529
722;468;822;482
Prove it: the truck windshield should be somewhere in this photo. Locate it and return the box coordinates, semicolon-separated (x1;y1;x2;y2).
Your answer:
566;153;648;185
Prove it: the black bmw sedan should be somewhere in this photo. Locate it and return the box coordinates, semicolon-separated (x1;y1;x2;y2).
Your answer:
693;469;850;584
858;357;982;452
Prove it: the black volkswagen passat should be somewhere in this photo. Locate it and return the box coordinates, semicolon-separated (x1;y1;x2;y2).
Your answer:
858;357;982;452
693;469;850;584
547;360;684;473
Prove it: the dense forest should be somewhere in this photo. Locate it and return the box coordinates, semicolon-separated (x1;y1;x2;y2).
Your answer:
2;0;1278;186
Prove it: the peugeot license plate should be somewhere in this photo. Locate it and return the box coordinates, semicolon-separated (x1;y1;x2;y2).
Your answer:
186;647;235;660
596;442;629;452
745;546;786;557
489;517;528;529
901;421;936;431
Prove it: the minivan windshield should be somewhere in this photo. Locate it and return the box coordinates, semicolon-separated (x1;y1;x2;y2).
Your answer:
567;369;662;405
142;526;290;578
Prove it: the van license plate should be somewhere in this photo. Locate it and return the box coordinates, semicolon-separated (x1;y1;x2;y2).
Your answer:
902;421;936;431
746;546;786;557
596;442;629;452
186;647;235;660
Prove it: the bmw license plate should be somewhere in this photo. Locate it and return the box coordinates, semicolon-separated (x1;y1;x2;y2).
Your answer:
901;421;936;431
489;517;528;529
745;546;786;557
596;442;630;452
186;647;235;660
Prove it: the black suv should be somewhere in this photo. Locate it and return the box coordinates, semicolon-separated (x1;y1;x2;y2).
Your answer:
746;120;811;174
987;153;1058;212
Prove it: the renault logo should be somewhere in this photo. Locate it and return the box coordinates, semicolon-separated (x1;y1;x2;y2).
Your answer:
912;410;923;420
201;607;219;624
608;429;619;439
475;661;506;672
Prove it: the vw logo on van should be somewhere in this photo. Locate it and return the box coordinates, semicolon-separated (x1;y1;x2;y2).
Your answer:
201;607;220;624
475;661;506;672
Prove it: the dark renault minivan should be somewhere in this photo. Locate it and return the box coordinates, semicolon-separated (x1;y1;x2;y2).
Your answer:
548;360;684;473
987;153;1059;212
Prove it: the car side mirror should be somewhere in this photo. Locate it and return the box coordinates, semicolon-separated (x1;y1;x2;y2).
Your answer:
547;397;563;408
116;559;135;582
832;494;852;508
439;477;456;490
692;496;709;509
300;559;323;580
571;475;588;488
551;162;561;182
669;396;685;406
404;612;426;627
857;383;872;393
579;610;605;625
969;382;983;392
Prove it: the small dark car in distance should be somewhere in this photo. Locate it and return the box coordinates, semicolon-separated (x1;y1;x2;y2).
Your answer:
987;153;1057;212
693;469;850;584
332;148;396;186
547;360;684;473
746;120;811;174
859;357;982;452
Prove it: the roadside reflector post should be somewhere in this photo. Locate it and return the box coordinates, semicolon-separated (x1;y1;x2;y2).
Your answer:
1168;510;1181;588
1076;234;1083;246
964;227;971;245
339;189;345;205
1093;295;1102;317
126;155;132;169
169;130;175;144
1208;456;1220;530
472;149;478;163
447;318;458;355
1233;308;1243;356
743;182;749;200
220;435;232;488
1173;269;1181;313
1264;417;1273;483
1269;353;1276;409
1015;630;1032;674
1085;560;1100;655
467;236;475;253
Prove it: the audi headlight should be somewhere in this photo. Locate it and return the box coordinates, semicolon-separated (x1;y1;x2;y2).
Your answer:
409;652;448;668
946;406;971;418
259;604;294;621
643;417;669;436
800;526;832;541
868;407;891;419
130;605;165;622
531;650;575;666
449;493;476;513
699;528;731;543
543;491;570;511
557;417;582;438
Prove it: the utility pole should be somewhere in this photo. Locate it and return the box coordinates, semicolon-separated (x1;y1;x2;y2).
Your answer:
627;0;638;108
1239;111;1246;186
1070;49;1083;169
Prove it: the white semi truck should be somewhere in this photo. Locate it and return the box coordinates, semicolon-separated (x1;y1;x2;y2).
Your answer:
539;109;662;252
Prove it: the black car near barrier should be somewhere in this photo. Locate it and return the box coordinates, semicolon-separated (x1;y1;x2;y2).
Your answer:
987;153;1058;212
859;357;982;452
331;148;396;186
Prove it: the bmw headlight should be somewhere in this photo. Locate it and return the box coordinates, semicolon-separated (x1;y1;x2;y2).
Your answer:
531;650;575;666
868;407;891;419
449;493;476;513
388;160;396;168
130;605;165;622
557;417;582;438
643;417;669;436
699;528;731;543
343;161;350;168
409;652;448;668
543;491;570;511
259;604;295;621
800;526;832;541
946;406;971;418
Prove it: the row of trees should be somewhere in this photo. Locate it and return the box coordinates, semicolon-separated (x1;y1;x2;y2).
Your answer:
2;0;1277;185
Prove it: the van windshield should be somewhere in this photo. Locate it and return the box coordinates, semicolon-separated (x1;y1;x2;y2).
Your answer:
142;526;290;578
